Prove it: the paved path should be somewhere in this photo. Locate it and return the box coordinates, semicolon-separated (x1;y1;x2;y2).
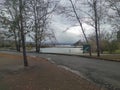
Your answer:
1;51;120;89
0;53;101;90
32;53;120;90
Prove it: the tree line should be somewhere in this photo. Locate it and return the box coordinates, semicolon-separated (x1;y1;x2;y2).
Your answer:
0;0;58;52
56;0;120;55
0;0;59;66
0;0;120;66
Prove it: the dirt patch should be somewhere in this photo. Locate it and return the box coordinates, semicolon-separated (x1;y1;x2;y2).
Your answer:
0;53;105;90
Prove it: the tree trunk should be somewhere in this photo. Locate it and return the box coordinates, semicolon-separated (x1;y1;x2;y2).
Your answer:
13;29;19;51
19;0;28;66
18;32;21;52
94;0;100;57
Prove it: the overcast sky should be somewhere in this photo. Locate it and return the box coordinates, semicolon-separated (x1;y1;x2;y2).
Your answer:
49;0;116;44
0;0;101;44
51;13;94;43
0;0;3;3
50;0;95;44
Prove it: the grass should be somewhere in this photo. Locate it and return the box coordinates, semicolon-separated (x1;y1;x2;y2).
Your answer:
83;53;120;61
115;50;120;54
99;54;120;61
103;50;120;54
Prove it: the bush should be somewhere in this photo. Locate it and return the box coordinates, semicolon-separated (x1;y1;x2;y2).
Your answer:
107;40;119;54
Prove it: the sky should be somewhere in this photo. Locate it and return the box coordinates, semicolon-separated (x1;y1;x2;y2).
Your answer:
51;14;94;44
0;0;3;3
0;0;95;44
50;0;95;44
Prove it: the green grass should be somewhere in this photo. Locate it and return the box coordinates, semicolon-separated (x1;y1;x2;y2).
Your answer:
96;54;120;61
82;53;120;61
115;50;120;54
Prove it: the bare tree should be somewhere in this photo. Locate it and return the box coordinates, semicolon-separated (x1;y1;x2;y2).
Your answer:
93;0;100;57
0;0;28;66
56;0;88;43
69;0;88;43
0;0;22;51
106;0;120;32
69;0;93;56
19;0;28;66
83;0;107;56
27;0;59;53
88;30;117;53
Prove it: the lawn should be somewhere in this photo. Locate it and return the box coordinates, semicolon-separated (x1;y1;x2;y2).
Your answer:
99;54;120;61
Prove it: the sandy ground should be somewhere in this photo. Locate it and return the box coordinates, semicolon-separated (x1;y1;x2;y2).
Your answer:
0;53;105;90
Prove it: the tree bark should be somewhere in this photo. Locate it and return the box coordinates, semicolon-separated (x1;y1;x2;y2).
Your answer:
93;0;100;57
19;0;28;66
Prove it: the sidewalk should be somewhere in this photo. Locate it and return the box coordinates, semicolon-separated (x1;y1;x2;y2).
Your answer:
0;53;105;90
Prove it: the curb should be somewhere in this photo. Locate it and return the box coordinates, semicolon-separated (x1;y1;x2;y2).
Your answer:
0;50;120;62
37;52;120;62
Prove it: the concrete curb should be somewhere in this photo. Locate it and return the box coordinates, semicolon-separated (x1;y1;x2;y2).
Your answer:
37;52;120;62
0;50;120;62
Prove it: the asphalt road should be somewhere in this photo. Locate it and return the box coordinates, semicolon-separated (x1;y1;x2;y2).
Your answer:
0;51;120;89
33;53;120;90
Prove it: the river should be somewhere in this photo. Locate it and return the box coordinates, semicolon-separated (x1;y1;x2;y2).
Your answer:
40;47;83;54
